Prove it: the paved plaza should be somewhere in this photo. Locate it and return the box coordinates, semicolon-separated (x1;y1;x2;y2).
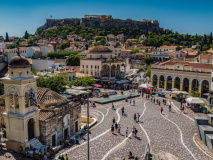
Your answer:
55;91;213;160
1;91;213;160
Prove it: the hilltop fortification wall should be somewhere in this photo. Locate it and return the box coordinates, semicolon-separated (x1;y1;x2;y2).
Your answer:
37;15;161;32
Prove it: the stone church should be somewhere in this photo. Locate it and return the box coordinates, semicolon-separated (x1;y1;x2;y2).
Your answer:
0;54;81;152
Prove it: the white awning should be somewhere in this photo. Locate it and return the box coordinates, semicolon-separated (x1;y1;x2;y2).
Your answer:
186;97;204;104
139;83;153;89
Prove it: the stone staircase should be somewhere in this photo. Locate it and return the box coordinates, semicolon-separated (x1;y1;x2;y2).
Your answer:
29;138;47;152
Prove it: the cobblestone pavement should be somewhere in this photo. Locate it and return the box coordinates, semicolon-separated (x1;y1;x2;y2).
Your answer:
54;91;212;160
1;90;212;160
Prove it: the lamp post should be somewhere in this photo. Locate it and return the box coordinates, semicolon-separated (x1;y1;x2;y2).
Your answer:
87;92;90;160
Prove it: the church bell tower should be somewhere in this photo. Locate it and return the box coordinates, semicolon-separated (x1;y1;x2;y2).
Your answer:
1;50;40;152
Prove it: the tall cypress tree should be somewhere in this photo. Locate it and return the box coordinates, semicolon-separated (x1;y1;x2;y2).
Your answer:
25;30;29;39
209;32;212;45
5;32;9;42
203;34;207;45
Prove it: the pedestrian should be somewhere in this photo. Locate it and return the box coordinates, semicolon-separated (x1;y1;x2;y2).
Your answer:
169;105;171;112
161;107;163;114
156;99;158;104
65;154;68;160
132;126;135;135
142;92;144;97
115;122;118;132
111;125;114;134
83;100;86;107
134;113;136;122
130;99;132;105
135;128;138;137
148;94;150;99
118;124;121;134
122;107;124;116
154;98;155;104
138;90;139;94
137;113;140;122
133;99;135;105
151;96;152;102
126;127;128;137
146;95;147;99
112;117;115;124
164;99;167;105
38;149;42;160
61;155;65;160
159;100;160;106
112;103;115;110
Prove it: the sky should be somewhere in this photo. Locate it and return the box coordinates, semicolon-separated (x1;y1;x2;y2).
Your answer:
0;0;213;37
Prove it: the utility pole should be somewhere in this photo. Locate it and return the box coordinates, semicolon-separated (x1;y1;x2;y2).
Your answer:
87;93;90;160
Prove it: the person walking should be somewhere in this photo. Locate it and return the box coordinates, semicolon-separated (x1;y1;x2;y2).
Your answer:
132;126;135;136
112;117;115;124
65;154;68;160
146;95;147;99
137;113;140;122
151;96;152;102
142;92;144;97
122;107;124;116
126;127;128;137
133;99;135;106
112;103;115;110
115;122;118;132
154;98;155;104
130;99;132;105
135;128;138;137
169;105;171;112
134;113;136;122
161;107;163;114
118;124;121;134
148;94;150;100
156;99;158;104
111;125;114;134
182;105;185;114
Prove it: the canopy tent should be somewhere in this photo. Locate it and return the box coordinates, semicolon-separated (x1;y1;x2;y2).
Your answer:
171;88;179;91
172;91;189;95
94;84;102;88
186;97;204;104
66;89;89;96
75;86;87;90
139;83;153;89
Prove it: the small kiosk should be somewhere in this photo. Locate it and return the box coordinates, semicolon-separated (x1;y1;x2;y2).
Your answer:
186;97;204;112
199;125;213;145
207;114;213;126
139;84;154;94
206;134;213;152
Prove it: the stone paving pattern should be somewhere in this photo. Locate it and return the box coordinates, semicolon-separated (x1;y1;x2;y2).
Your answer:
0;90;213;160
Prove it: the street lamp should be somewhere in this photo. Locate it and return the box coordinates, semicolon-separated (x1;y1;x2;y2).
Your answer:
87;92;90;160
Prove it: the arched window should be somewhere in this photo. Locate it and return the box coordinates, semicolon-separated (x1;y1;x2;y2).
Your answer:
25;93;29;108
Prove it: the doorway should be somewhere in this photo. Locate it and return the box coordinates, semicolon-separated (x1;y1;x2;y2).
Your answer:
64;128;68;139
52;134;56;146
28;118;35;141
75;121;78;132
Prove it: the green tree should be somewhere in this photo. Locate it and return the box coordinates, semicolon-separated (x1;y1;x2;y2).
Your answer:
203;34;207;45
85;44;89;50
209;32;212;45
176;46;181;51
65;54;81;66
0;81;4;95
144;56;154;65
5;32;9;42
47;51;78;59
144;64;152;77
115;42;121;47
71;77;96;87
37;74;67;93
25;30;29;39
28;39;33;45
132;48;140;54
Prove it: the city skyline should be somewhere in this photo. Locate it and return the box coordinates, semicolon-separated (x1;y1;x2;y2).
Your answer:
0;0;213;37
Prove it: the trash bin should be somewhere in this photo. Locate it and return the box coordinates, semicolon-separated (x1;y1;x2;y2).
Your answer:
207;114;213;126
199;125;213;145
206;134;213;152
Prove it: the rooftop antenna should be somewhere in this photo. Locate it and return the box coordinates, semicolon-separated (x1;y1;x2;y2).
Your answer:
17;47;20;57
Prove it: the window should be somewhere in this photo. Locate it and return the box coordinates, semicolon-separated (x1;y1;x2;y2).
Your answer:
18;71;22;76
11;71;13;75
25;93;29;108
69;76;71;81
82;65;84;68
27;71;29;75
86;65;88;68
91;65;93;69
90;55;92;58
73;76;75;80
97;66;99;69
95;66;96;69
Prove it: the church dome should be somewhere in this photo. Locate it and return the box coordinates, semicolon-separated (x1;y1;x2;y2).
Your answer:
9;56;30;68
89;45;112;53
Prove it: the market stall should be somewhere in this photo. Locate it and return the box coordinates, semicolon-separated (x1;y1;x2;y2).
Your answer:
139;83;154;94
171;91;188;102
186;97;204;112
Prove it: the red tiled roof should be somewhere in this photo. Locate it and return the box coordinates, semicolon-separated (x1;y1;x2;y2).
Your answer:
159;45;176;49
136;52;144;56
